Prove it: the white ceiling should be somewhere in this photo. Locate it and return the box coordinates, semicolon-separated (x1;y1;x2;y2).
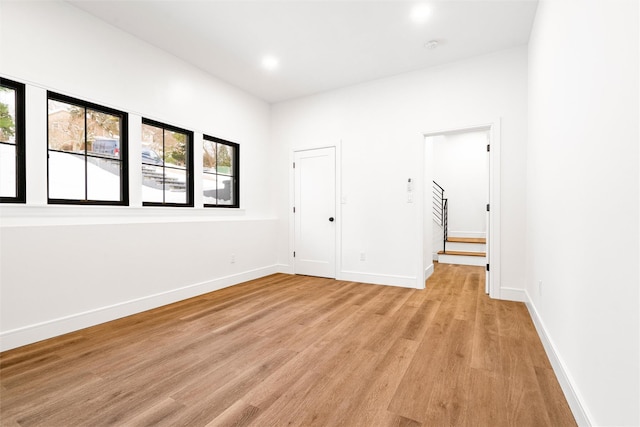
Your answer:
69;1;538;104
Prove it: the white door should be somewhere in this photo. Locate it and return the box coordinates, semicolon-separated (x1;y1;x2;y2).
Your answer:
294;147;336;278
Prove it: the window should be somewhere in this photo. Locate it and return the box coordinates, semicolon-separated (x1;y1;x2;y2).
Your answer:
47;92;128;205
141;119;193;207
203;135;239;208
0;78;26;203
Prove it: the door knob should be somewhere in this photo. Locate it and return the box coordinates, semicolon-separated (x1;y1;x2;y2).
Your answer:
329;217;335;222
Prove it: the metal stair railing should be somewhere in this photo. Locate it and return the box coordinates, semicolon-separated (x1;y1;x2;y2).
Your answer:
432;181;448;254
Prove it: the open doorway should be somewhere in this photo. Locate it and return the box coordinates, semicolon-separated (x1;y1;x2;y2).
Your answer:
431;130;488;266
422;122;500;297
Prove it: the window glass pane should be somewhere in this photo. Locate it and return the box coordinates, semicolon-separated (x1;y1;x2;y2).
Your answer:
203;172;217;204
141;123;164;165
217;175;233;205
164;130;187;168
216;143;233;176
202;136;238;207
141;146;163;166
0;87;16;144
142;120;192;206
142;164;164;203
48;100;85;154
48;151;85;199
86;109;121;159
165;167;187;204
2;79;25;203
47;92;127;205
87;158;121;201
203;138;216;171
0;144;16;197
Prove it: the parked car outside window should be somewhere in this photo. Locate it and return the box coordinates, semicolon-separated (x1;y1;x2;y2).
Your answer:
141;148;163;165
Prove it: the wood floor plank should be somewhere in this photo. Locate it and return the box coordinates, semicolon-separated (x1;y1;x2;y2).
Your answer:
170;348;296;426
240;351;326;413
120;397;186;427
401;299;441;341
461;367;509;427
534;365;577;426
296;348;382;426
0;265;576;427
337;337;420;426
499;335;555;427
512;303;553;370
454;270;480;321
387;273;470;420
205;399;261;427
1;372;105;424
258;372;331;426
470;292;501;373
391;414;424;427
362;303;418;354
496;300;526;339
417;319;475;426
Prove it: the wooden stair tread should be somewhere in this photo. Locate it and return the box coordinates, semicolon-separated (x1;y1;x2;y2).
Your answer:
438;250;486;257
447;237;486;244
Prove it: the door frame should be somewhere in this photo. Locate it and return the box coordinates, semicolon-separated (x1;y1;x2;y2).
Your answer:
289;143;341;279
418;119;501;298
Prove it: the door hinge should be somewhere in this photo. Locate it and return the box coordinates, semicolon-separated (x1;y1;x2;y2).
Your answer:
293;251;296;258
486;264;490;272
293;206;296;213
293;162;295;168
487;144;490;152
486;204;490;212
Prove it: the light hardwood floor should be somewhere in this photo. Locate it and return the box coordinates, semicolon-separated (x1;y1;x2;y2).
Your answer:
0;263;576;426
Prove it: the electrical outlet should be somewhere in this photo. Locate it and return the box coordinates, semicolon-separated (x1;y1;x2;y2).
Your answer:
231;254;236;264
360;252;366;261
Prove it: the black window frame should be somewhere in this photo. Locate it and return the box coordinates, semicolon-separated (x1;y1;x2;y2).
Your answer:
141;118;194;207
0;77;26;204
203;134;240;208
47;91;129;206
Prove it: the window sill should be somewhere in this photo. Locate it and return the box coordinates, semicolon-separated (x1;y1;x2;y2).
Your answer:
0;204;255;227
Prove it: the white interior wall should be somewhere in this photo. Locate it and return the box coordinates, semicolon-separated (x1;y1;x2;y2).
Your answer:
0;1;278;351
433;130;488;236
272;47;527;294
527;0;639;425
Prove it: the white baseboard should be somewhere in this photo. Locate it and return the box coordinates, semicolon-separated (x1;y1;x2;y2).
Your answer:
498;287;527;302
425;263;434;282
339;270;418;288
524;291;593;427
274;264;420;289
275;263;294;274
0;265;280;352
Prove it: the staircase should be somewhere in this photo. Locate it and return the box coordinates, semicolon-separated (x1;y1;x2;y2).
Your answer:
437;236;486;266
142;165;186;192
432;181;487;267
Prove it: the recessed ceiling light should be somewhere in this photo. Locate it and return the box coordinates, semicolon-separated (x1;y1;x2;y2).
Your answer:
424;40;439;50
262;55;279;71
410;4;431;24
